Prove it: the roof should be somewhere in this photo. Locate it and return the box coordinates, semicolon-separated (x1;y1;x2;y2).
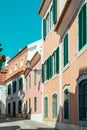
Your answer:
8;46;27;63
38;0;45;14
55;0;71;32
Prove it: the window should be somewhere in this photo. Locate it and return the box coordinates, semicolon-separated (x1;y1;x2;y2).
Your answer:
79;79;87;121
52;51;56;75
44;97;48;118
29;98;31;110
52;94;57;118
13;81;16;94
42;47;59;83
44;61;47;81
64;89;69;119
64;34;68;67
20;58;24;67
29;75;31;88
34;97;37;112
26;78;28;92
78;3;87;51
18;100;22;114
8;103;11;114
26;100;28;114
8;84;11;95
34;70;37;86
43;0;57;39
10;67;13;74
50;6;53;29
19;78;23;91
14;63;18;71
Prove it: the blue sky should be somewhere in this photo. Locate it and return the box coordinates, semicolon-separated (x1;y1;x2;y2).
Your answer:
0;0;41;58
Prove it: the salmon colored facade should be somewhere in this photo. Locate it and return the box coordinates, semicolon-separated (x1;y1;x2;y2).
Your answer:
39;0;87;129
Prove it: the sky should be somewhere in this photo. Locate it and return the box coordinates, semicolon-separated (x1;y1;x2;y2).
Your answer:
0;0;41;58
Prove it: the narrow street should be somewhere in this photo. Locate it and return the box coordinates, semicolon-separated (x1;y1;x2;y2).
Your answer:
0;117;55;130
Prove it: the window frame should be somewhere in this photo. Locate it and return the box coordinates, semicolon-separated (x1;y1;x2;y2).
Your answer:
52;93;57;119
77;73;87;126
63;85;70;122
44;96;48;118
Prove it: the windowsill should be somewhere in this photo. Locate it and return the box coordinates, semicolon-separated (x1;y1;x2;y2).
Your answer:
44;80;49;85
63;62;70;72
52;74;58;80
76;44;87;58
79;121;87;126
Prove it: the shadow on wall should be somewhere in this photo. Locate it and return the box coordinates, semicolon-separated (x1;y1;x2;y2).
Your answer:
0;100;6;116
55;67;87;130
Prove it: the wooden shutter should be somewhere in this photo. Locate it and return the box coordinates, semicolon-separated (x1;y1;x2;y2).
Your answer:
43;19;46;39
83;4;86;46
49;56;53;78
78;10;82;50
42;64;44;83
64;34;68;66
56;47;59;73
53;0;57;24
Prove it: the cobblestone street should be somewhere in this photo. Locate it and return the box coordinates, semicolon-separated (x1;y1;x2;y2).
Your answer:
0;117;55;130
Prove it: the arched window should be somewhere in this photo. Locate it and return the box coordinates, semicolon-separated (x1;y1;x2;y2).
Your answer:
64;89;69;119
52;94;57;118
78;79;87;121
44;97;48;118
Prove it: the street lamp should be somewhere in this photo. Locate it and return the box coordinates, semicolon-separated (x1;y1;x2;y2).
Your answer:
26;60;41;74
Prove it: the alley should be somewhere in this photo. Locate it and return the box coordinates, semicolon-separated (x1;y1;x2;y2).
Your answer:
0;117;55;130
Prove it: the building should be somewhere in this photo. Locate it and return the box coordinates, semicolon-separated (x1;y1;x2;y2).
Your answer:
24;51;42;122
38;0;60;126
6;39;42;117
39;0;87;130
6;46;28;117
0;66;8;116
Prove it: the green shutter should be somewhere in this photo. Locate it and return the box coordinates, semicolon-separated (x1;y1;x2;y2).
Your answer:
42;64;44;83
34;97;37;112
53;0;57;24
64;34;68;66
83;4;86;46
56;47;59;73
78;3;87;51
49;56;53;78
43;19;46;39
78;10;82;50
47;58;49;80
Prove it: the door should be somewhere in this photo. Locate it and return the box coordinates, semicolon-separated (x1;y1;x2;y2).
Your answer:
13;102;16;117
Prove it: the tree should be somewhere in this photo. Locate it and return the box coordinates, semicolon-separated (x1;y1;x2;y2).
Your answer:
0;43;6;69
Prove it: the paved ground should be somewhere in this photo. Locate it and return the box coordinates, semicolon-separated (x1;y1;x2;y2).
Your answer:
0;117;55;130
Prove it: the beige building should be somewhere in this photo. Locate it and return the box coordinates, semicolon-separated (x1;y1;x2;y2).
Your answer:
39;0;87;129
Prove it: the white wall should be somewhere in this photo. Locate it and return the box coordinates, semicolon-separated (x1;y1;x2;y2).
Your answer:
0;84;6;115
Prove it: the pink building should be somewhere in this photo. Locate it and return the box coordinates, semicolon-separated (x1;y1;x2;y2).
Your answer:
24;52;42;122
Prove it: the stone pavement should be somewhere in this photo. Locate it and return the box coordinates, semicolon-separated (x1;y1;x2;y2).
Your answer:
0;117;55;130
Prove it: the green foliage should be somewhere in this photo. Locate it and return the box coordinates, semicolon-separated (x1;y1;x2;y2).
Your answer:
0;43;6;69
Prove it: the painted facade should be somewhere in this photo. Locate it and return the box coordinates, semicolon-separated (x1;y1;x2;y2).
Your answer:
6;39;42;118
24;52;42;122
39;0;87;129
6;46;28;117
0;67;8;116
